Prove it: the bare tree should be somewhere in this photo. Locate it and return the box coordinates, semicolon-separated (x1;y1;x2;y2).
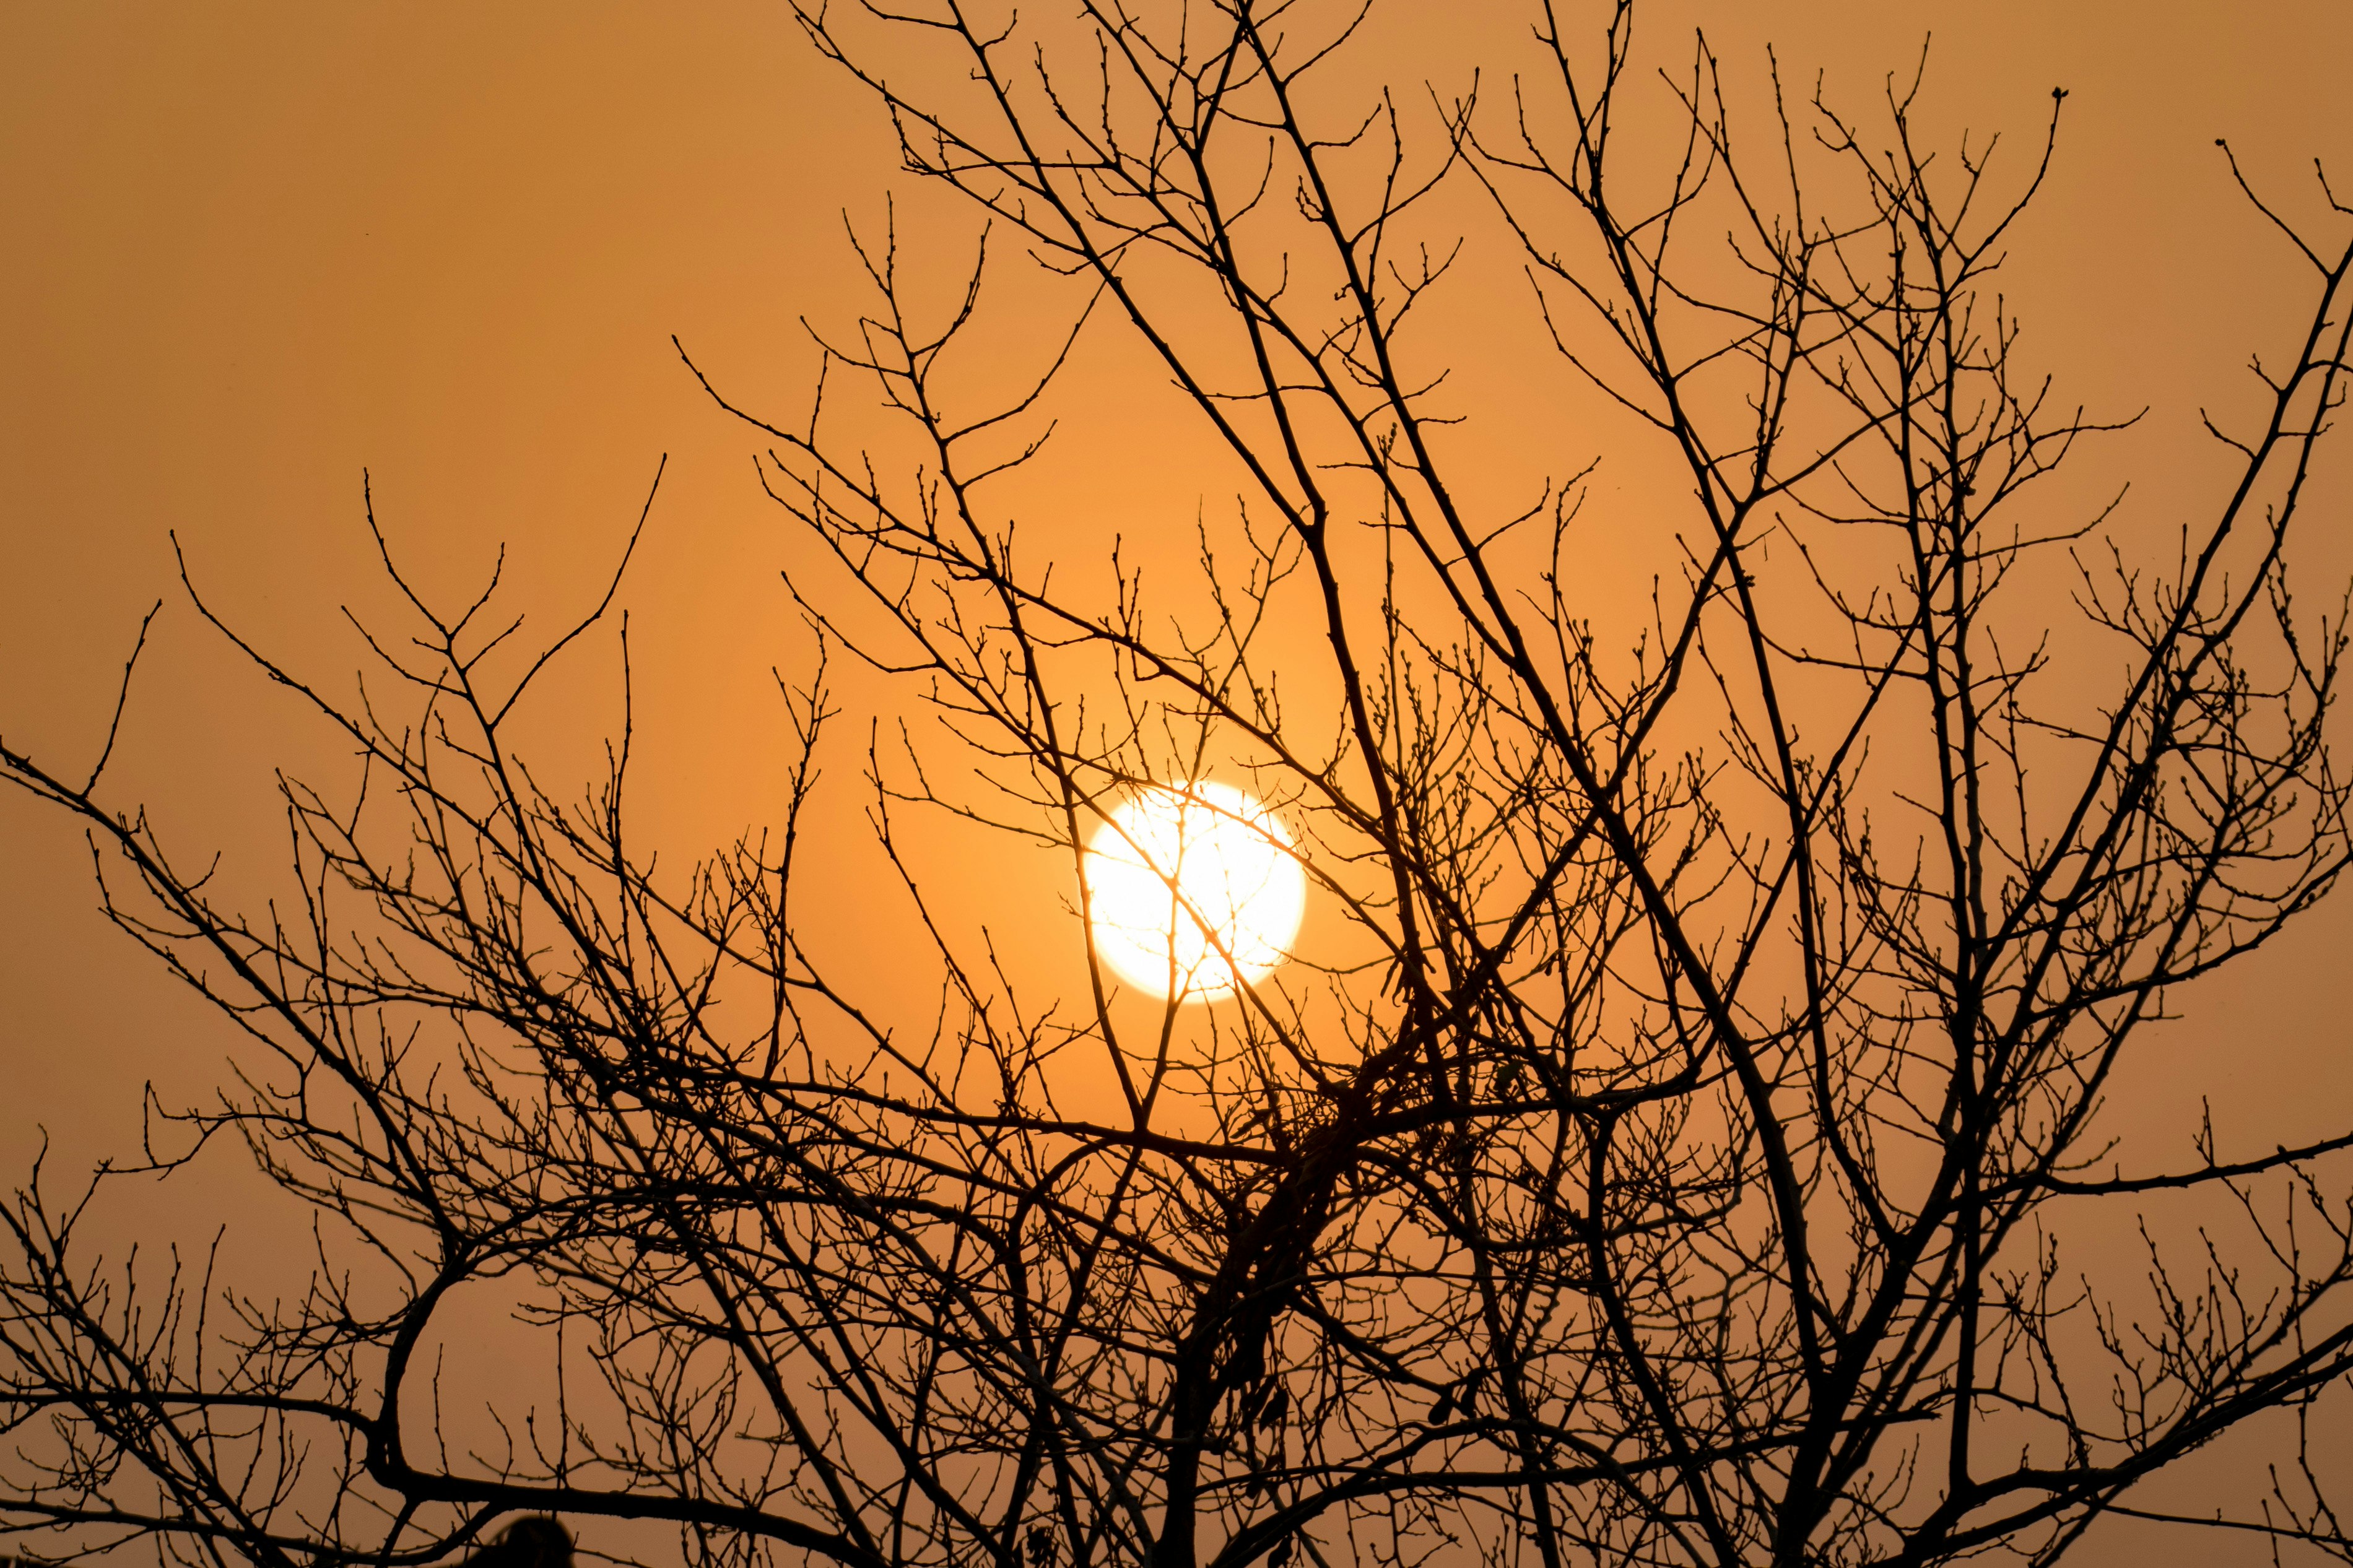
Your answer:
6;3;2353;1567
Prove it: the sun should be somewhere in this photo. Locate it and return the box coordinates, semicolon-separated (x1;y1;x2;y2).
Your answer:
1082;782;1307;1002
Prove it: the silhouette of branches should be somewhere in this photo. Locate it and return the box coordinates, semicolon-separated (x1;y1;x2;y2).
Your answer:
6;4;2353;1567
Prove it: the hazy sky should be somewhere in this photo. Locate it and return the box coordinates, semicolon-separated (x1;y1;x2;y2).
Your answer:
4;3;2351;1562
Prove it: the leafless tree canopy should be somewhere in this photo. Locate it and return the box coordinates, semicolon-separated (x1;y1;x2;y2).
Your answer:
6;3;2353;1567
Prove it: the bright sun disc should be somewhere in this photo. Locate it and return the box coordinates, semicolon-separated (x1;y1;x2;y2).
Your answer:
1083;782;1305;1002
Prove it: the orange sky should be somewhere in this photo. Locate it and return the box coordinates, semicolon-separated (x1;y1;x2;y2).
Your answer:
4;3;2352;1562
